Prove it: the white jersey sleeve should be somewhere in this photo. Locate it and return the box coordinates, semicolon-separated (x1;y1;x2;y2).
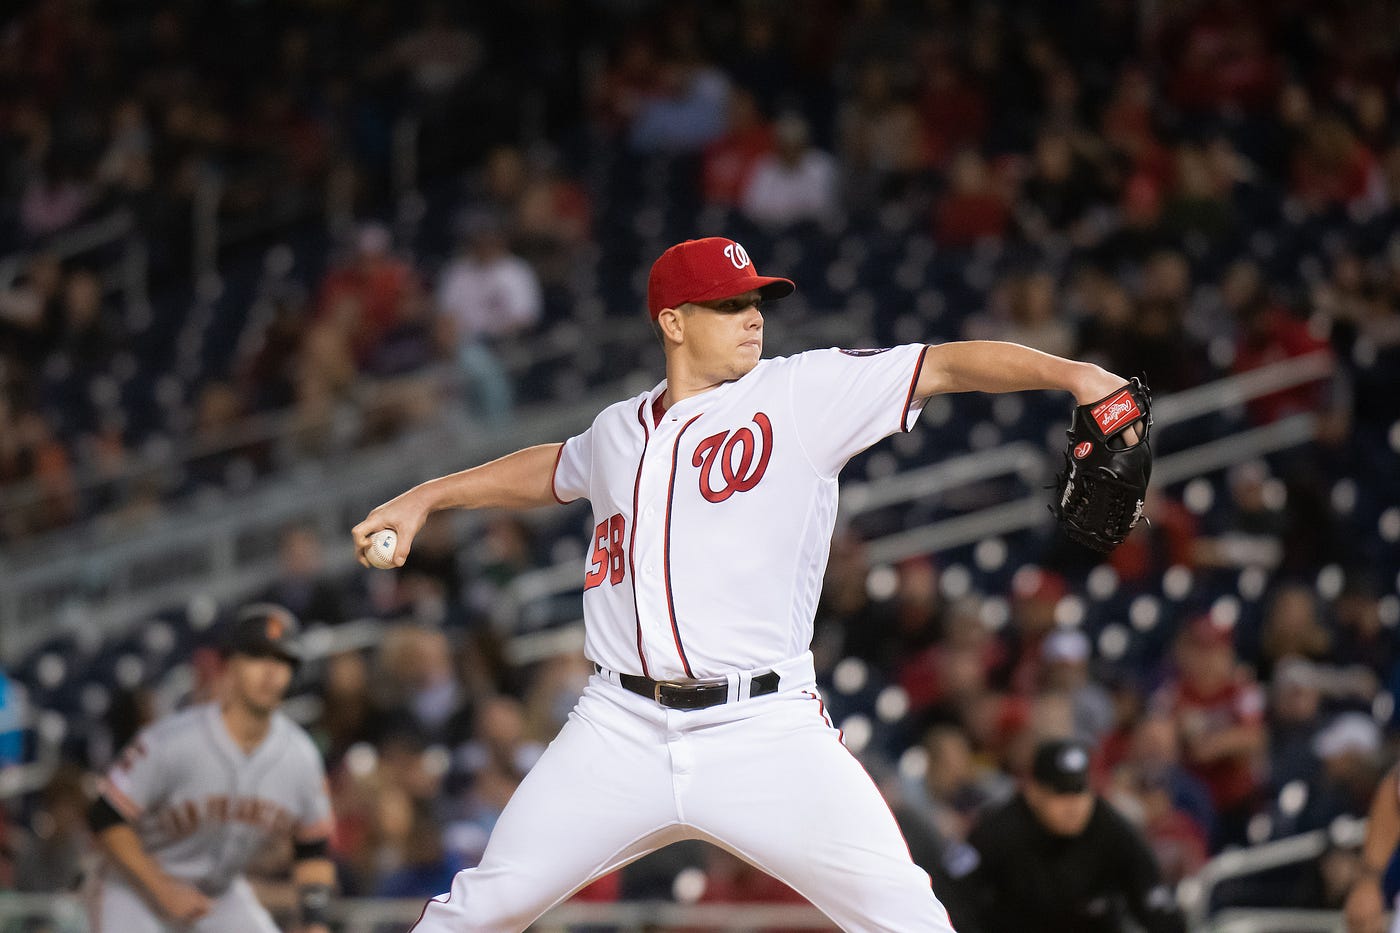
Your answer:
782;345;929;477
553;418;603;504
99;726;170;821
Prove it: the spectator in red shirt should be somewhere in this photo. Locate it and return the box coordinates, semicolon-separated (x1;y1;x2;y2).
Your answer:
898;598;1006;716
1227;261;1334;425
1151;615;1267;849
316;223;418;367
934;149;1009;248
993;567;1067;698
702;89;775;207
917;54;987;169
1163;8;1281;115
1101;66;1172;192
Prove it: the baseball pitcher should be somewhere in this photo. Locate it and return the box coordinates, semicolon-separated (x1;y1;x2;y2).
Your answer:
86;604;336;933
353;237;1149;932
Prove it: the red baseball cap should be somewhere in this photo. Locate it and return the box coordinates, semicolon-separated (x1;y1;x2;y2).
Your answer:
646;237;795;320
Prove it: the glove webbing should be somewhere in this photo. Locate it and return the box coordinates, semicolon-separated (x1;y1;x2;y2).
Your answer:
1059;465;1143;550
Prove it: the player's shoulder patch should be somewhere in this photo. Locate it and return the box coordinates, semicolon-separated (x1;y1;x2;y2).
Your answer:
838;347;894;357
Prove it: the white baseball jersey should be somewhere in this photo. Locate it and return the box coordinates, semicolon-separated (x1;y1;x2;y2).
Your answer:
552;343;929;679
97;702;333;894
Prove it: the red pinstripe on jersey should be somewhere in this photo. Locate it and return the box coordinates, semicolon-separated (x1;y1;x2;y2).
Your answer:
662;414;704;678
628;402;652;678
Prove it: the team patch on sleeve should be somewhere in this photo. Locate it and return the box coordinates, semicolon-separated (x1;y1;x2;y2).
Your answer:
838;347;893;357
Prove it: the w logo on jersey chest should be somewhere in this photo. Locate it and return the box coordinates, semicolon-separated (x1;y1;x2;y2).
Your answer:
691;412;773;503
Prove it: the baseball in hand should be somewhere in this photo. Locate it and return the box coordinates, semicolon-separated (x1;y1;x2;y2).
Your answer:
366;529;398;569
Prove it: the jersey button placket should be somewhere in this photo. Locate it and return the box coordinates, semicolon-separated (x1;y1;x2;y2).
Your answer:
633;429;670;668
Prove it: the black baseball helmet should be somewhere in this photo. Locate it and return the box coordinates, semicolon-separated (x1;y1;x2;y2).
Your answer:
224;602;303;668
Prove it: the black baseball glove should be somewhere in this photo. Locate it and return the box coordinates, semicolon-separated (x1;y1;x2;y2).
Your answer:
1050;378;1153;553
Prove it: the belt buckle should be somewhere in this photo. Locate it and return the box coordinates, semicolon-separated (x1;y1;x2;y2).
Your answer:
653;679;689;703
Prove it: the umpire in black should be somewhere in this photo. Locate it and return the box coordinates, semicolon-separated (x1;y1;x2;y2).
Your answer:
945;738;1186;933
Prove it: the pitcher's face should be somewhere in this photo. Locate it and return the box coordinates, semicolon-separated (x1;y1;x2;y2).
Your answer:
677;290;765;381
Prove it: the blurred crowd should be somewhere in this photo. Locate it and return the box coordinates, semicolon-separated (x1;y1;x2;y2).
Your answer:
0;0;583;541
2;0;1399;546
2;0;1400;924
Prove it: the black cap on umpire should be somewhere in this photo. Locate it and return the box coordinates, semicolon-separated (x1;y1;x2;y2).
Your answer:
1030;738;1092;794
224;602;304;668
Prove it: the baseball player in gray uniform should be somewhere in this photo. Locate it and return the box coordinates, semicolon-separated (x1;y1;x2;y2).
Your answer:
86;603;336;933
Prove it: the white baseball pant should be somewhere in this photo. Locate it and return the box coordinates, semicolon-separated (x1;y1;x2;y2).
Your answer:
411;655;957;932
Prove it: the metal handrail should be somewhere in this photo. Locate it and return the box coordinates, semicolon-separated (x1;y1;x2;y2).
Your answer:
840;441;1043;515
1207;908;1373;932
1178;818;1368;930
1150;350;1333;426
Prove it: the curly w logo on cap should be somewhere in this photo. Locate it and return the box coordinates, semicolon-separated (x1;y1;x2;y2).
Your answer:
646;237;794;319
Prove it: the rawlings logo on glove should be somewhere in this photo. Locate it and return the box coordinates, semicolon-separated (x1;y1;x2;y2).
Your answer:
1049;378;1153;553
1090;390;1143;434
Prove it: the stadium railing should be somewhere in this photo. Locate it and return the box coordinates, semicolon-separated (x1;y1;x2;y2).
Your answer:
1178;815;1369;930
1206;908;1371;932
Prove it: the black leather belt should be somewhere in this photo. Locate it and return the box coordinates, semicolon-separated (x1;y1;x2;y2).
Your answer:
599;665;781;710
